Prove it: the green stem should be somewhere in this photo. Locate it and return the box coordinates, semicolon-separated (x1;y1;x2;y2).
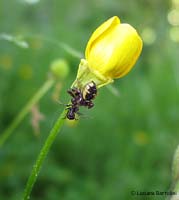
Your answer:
23;108;67;200
0;78;55;147
169;145;179;199
174;181;179;192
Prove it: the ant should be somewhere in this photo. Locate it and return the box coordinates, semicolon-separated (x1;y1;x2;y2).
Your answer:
66;81;97;120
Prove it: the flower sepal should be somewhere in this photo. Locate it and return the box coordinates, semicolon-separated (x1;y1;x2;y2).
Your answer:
72;59;113;89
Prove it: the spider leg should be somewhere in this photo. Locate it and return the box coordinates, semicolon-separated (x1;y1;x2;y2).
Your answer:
67;90;76;98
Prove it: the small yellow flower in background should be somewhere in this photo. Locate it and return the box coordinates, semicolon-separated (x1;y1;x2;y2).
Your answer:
74;16;143;88
19;65;33;80
0;55;13;70
133;131;149;146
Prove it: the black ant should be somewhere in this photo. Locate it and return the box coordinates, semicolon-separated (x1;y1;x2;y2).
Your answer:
66;81;97;120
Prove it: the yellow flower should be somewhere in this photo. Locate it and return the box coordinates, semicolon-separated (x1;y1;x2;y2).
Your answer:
85;16;143;80
74;16;143;88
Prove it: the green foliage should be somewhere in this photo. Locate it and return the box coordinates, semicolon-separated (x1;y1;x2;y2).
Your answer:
0;0;178;199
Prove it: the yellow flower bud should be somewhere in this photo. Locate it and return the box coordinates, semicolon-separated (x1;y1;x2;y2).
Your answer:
85;16;143;79
73;16;143;88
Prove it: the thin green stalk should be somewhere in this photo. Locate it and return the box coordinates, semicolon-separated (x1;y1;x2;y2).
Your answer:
23;108;67;200
174;181;179;192
170;144;179;199
0;78;55;147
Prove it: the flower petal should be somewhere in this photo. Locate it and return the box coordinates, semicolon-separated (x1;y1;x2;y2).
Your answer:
85;16;120;60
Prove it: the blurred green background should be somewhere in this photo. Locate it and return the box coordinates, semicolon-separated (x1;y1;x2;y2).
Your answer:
0;0;179;199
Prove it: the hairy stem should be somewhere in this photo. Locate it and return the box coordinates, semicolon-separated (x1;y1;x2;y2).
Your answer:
0;78;55;147
23;108;67;200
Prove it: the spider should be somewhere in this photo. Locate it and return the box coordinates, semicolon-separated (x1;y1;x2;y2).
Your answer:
66;81;97;120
